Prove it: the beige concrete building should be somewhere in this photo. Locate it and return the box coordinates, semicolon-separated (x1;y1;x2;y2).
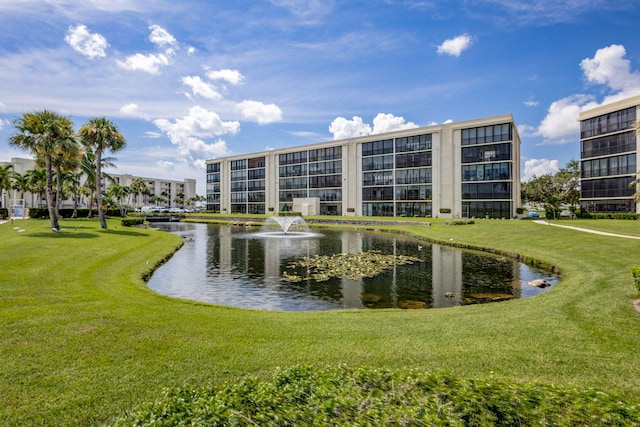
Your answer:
206;114;521;218
0;157;196;211
579;95;640;213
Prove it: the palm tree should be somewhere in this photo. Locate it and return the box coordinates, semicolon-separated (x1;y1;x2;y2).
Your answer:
11;171;31;202
38;138;82;219
26;168;47;208
129;177;150;208
9;110;75;230
77;117;126;228
80;150;116;217
106;184;130;217
0;164;13;208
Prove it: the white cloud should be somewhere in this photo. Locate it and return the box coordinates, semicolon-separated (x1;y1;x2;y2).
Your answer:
117;25;178;74
237;100;283;124
329;113;418;139
437;34;473;57
371;113;419;134
119;103;148;119
145;131;163;138
153;105;237;161
523;158;559;181
536;95;596;143
329;116;372;139
182;76;222;100
580;44;640;101
206;69;245;85
530;44;640;144
148;24;178;51
117;52;170;74
65;24;108;59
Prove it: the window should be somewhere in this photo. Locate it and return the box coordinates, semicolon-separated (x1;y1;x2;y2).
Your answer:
580;107;636;138
395;134;432;152
309;146;342;162
462;123;512;145
396;168;431;184
362;139;393;156
363;171;393;186
230;159;246;170
581;131;636;158
279;151;307;165
396;152;431;168
462;143;511;164
207;163;220;173
462;163;511;181
362;155;394;171
362;187;394;201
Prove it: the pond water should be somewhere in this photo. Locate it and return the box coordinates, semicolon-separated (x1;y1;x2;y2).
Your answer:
147;222;558;311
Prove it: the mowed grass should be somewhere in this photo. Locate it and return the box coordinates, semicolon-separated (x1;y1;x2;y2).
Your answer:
1;217;640;425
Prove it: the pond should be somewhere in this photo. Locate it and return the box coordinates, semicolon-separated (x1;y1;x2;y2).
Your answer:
147;222;558;311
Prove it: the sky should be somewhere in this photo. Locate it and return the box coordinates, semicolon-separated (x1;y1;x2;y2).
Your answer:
0;0;639;195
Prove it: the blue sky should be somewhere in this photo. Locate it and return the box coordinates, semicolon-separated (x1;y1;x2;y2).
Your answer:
1;0;639;194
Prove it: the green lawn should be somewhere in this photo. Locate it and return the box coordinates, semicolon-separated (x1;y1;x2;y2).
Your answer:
1;217;639;425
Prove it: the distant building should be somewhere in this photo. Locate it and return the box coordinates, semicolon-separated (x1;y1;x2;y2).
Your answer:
206;114;521;219
0;157;196;210
579;95;640;214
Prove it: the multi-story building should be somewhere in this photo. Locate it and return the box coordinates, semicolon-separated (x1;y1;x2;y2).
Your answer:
0;157;196;210
206;114;521;219
579;95;640;214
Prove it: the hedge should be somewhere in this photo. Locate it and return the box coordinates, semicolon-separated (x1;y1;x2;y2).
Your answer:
28;207;123;219
632;266;640;293
0;208;8;220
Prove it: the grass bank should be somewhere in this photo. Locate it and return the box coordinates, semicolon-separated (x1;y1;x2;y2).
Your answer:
1;217;639;425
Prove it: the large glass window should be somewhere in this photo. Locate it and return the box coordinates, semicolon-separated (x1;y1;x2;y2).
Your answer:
230;170;246;181
395;185;431;200
581;131;636;158
462;143;511;163
362;155;394;171
308;160;342;175
248;157;265;169
309;189;342;201
362;187;394;201
279;177;307;189
396;168;431;184
309;174;341;188
463;201;511;219
206;162;220;173
580;107;636;138
207;172;220;183
363;171;393;186
362;202;394;216
230;159;247;170
248;169;265;180
462;163;511;181
362;139;393;156
309;146;342;162
581;154;636;178
279;190;308;202
279;151;307;165
279;164;307;177
462;182;512;199
581;177;636;199
395;134;432;152
462;123;511;145
395;152;431;168
248;180;265;191
230;181;246;192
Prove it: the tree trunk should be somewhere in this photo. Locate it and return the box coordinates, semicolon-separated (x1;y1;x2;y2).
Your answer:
96;150;107;229
45;157;59;231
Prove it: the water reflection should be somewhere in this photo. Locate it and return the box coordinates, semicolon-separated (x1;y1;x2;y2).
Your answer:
147;223;558;311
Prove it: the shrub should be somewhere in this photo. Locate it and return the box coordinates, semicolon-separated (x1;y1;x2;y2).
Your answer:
279;211;302;217
0;208;8;219
25;208;121;219
632;267;640;293
121;218;145;227
439;208;452;214
112;365;640;426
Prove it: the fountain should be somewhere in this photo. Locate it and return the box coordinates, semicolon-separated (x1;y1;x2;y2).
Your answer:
255;215;320;238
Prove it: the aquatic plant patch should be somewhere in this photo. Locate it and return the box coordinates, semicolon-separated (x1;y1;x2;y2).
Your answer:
281;250;421;282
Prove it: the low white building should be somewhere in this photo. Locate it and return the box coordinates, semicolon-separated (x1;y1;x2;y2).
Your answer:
0;157;196;211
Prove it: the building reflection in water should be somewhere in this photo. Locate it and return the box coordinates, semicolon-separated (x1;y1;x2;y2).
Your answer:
149;223;554;311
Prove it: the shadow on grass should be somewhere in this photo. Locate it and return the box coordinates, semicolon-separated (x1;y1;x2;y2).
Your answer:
99;228;150;237
24;232;99;239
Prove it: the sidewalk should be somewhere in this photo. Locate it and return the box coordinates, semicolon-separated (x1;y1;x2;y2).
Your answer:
533;220;640;240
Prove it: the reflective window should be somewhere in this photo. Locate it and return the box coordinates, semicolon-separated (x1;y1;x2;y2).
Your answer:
580;107;636;138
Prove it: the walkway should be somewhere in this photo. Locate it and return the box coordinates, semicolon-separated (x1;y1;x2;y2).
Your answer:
533;220;640;240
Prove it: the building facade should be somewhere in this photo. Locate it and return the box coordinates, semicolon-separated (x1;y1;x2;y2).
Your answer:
579;95;640;214
0;157;196;211
206;114;521;219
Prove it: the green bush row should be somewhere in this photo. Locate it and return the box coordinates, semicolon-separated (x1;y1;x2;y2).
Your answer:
632;266;640;293
121;218;145;227
445;219;475;226
0;208;8;219
278;211;303;217
28;207;124;218
112;365;640;426
577;212;640;220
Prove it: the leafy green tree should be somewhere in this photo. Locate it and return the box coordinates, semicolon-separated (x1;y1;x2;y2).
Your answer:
77;117;126;228
0;164;13;208
80;150;116;217
9;110;76;230
38;137;82;219
521;160;580;219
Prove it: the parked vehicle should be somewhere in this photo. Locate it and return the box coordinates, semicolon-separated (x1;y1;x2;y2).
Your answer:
527;211;540;218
